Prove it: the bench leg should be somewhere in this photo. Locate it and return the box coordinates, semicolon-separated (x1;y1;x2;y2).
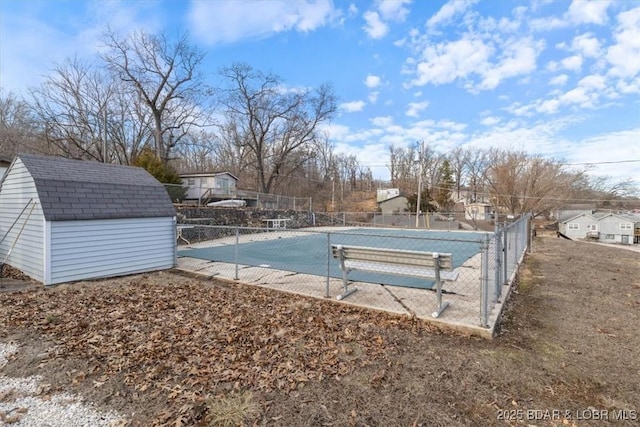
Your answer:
336;249;358;300
337;268;358;300
431;257;450;318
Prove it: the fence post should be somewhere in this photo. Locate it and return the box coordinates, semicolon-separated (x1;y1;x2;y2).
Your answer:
480;234;490;328
494;230;502;302
234;226;239;280
528;214;534;254
325;233;331;298
502;223;508;286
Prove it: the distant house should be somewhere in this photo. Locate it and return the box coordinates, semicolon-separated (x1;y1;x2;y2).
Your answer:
180;172;239;204
377;188;400;202
464;203;493;221
559;212;636;244
558;213;599;239
0;154;176;285
378;195;409;214
596;213;635;245
0;155;12;180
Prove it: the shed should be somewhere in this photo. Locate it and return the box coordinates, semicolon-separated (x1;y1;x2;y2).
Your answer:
0;153;177;285
377;195;409;214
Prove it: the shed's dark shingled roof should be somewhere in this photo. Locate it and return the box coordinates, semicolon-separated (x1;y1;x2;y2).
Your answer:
18;153;176;221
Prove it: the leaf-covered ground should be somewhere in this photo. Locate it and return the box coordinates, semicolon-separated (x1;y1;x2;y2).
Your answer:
1;236;639;426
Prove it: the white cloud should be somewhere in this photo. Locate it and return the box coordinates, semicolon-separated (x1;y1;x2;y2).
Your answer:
377;0;412;22
364;74;382;88
560;55;583;72
571;33;601;57
188;0;337;45
606;7;640;79
530;0;611;31
340;100;366;112
362;10;388;39
478;37;541;90
537;99;561;114
407;33;542;91
405;101;429;117
578;74;606;91
550;74;569;86
566;0;611;25
371;115;394;127
409;36;492;86
480;116;501;126
427;0;477;30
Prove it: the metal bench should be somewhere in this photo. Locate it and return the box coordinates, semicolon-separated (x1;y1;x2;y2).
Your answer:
331;244;459;318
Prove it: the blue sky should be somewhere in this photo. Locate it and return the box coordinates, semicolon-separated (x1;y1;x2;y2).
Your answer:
1;0;639;187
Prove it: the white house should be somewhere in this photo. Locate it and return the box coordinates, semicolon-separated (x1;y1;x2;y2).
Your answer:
464;203;493;221
378;195;408;214
0;154;176;285
596;213;635;245
377;188;400;202
180;172;238;204
558;213;599;239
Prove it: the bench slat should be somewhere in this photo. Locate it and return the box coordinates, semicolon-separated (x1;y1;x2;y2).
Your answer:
344;260;459;281
331;245;454;271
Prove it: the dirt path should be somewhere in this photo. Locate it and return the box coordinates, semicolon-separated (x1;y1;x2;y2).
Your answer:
0;236;639;426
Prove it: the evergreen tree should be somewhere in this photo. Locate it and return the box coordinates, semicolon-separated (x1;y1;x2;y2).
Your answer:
435;160;455;211
133;147;185;202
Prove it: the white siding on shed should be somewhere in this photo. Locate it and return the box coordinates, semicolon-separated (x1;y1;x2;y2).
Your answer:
48;217;176;285
0;158;45;281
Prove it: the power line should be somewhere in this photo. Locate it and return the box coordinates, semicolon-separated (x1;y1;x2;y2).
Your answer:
566;159;640;166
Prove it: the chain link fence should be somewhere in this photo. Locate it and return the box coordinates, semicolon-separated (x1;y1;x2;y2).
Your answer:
175;215;531;334
310;212;465;231
163;183;312;211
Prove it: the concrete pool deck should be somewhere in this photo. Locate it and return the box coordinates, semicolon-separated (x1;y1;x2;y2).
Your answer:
175;227;512;339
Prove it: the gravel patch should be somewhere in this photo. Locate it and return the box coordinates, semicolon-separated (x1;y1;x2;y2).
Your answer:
0;342;127;426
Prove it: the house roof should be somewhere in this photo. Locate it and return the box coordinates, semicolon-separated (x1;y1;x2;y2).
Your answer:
15;153;175;221
560;213;597;224
377;195;408;205
596;213;636;223
180;171;238;181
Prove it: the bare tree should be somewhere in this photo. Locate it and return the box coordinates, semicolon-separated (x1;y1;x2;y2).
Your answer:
463;147;490;203
29;57;114;161
28;57;153;164
486;149;587;217
0;90;43;156
102;29;211;164
388;143;417;192
217;63;336;194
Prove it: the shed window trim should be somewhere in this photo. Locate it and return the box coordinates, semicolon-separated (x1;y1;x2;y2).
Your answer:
620;223;632;230
567;223;579;230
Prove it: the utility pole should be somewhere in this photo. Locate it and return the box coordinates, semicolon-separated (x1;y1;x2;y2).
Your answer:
415;140;424;228
103;105;108;163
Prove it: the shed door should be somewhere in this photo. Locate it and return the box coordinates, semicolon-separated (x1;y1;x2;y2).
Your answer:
621;235;629;244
